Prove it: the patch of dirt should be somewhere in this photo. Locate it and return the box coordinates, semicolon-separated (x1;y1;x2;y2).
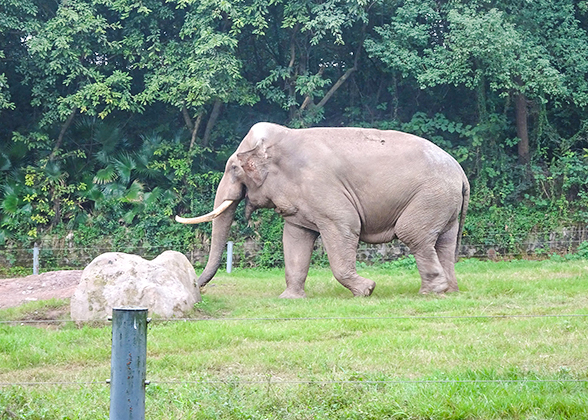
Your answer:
0;270;83;309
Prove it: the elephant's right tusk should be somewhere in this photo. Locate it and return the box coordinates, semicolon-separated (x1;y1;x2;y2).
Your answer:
175;200;235;224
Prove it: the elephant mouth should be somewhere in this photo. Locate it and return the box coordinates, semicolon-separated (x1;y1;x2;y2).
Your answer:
175;200;235;224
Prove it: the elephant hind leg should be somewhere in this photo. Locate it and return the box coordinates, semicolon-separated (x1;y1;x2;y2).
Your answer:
396;213;453;294
320;226;376;297
435;222;460;292
412;246;450;294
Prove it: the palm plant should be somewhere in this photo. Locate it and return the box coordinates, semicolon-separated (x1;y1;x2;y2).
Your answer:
0;171;34;242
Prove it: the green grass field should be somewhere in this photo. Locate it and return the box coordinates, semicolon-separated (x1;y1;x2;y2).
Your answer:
1;258;588;419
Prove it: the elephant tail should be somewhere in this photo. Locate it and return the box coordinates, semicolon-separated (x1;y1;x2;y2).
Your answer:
455;177;470;262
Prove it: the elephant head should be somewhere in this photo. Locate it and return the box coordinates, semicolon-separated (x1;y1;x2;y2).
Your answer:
176;123;282;287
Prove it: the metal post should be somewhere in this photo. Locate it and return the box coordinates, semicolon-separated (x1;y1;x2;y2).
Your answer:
227;241;234;274
33;243;39;275
109;308;148;420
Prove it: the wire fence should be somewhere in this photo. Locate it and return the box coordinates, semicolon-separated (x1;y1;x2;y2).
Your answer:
2;379;588;388
2;226;588;271
3;312;588;325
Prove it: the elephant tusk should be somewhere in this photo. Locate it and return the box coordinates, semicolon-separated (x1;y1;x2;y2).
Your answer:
175;200;235;224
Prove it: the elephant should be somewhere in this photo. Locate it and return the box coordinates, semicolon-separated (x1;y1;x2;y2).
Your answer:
176;122;470;298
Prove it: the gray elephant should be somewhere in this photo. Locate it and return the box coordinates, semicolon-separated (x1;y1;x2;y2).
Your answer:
176;122;469;298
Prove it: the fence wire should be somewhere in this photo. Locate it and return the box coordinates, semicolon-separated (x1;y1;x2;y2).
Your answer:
2;312;588;325
149;378;588;385
2;378;588;389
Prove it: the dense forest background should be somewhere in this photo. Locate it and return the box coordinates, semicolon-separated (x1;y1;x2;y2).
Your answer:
1;0;588;263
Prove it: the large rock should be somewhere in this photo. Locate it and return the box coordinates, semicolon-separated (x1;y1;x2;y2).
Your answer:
71;251;201;321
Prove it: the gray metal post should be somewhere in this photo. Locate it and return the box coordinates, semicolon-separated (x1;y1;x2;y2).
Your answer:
33;243;39;275
109;308;148;420
227;241;234;273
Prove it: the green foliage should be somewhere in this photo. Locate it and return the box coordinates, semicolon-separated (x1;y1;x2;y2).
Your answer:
1;0;588;260
381;254;417;270
364;0;441;79
0;71;14;111
549;241;588;262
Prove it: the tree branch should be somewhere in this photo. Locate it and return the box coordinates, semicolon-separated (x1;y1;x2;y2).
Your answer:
49;108;77;161
299;67;325;111
315;65;357;110
182;102;204;151
189;114;203;151
202;99;223;147
182;102;194;131
312;34;363;112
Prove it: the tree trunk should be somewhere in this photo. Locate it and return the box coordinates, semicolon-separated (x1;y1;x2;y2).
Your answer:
49;108;77;161
182;103;204;151
515;92;530;165
189;114;203;151
287;27;299;120
202;99;223;147
477;75;487;122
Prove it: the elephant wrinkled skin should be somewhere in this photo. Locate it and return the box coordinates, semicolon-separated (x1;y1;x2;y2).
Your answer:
177;122;470;298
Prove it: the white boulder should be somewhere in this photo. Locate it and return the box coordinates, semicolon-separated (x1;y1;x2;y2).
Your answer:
71;251;201;321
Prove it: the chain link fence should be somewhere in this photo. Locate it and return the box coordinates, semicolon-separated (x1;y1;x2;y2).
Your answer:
1;226;587;271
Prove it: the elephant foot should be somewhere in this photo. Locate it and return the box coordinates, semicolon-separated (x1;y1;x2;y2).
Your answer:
351;279;376;297
419;280;449;295
279;288;307;299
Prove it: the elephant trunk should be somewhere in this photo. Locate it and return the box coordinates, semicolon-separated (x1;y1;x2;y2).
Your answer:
197;200;238;287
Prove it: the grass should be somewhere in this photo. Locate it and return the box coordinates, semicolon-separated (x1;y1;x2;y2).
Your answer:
0;299;70;324
1;258;587;419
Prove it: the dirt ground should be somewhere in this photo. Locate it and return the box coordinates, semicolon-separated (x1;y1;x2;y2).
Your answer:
0;270;83;310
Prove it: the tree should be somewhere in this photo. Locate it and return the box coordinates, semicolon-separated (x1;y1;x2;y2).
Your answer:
136;0;257;150
11;0;146;158
420;2;588;165
248;0;369;126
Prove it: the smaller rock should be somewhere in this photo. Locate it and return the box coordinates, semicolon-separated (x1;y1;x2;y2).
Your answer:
71;251;201;322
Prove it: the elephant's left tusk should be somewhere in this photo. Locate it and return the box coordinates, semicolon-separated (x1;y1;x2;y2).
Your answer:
175;200;235;224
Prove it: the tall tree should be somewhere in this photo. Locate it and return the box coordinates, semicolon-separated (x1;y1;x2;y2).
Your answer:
136;0;257;150
248;0;369;126
14;0;145;156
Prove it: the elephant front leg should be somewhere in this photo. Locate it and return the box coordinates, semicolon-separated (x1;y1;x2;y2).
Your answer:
280;222;319;299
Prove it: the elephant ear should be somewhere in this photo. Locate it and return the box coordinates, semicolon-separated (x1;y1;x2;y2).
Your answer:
237;141;271;187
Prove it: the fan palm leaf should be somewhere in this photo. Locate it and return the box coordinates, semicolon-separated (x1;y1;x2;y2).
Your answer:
113;152;137;186
123;180;144;203
93;165;117;184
